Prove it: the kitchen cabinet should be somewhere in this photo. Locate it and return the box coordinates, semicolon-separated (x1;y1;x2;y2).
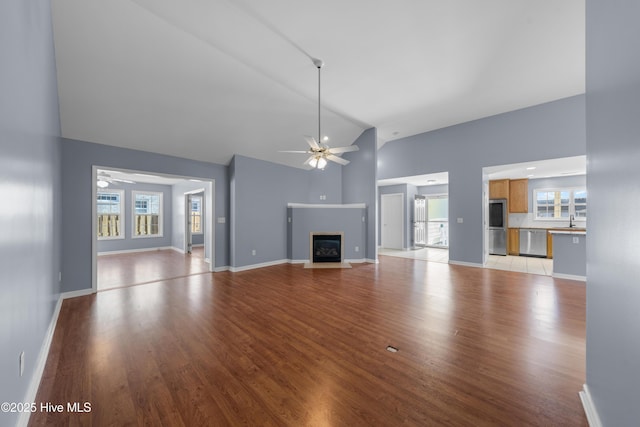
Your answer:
509;179;528;213
508;228;519;255
489;179;509;199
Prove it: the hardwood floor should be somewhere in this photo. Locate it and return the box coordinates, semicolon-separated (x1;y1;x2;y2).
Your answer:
97;247;209;290
30;255;587;426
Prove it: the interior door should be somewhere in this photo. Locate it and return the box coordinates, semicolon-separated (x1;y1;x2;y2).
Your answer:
381;193;404;249
414;195;427;247
185;193;193;254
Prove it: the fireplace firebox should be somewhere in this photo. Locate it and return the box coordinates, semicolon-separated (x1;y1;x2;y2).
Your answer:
311;232;343;263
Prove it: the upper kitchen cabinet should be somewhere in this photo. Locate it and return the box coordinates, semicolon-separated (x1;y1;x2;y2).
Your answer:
489;179;509;199
509;179;528;213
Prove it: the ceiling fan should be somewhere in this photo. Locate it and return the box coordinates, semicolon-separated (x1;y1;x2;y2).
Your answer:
280;58;359;169
96;171;136;188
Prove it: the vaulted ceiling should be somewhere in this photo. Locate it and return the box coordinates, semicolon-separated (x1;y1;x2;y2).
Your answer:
51;0;585;169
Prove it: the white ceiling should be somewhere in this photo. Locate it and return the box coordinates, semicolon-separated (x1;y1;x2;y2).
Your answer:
484;155;586;180
97;168;204;186
52;0;585;170
376;155;586;188
378;172;449;188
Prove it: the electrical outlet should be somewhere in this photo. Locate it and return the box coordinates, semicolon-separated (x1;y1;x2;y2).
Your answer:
19;351;24;377
251;249;256;256
355;246;359;252
573;236;580;244
457;218;464;223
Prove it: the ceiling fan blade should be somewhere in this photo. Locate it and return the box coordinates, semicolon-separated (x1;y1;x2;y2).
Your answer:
304;135;320;150
279;150;310;154
326;154;350;166
327;145;359;154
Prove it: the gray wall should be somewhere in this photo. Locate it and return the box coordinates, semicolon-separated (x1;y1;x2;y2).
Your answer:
230;128;377;269
378;95;586;265
585;0;640;424
0;1;62;425
61;138;229;292
342;128;378;260
552;234;586;277
229;155;342;268
97;182;173;253
418;184;449;195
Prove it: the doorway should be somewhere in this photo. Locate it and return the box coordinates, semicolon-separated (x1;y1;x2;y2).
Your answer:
381;193;404;249
184;191;205;255
92;166;215;291
425;195;449;248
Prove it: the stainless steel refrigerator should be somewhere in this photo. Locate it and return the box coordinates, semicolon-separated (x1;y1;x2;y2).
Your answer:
489;199;507;255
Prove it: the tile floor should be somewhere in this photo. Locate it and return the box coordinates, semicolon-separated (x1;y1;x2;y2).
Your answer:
378;247;553;276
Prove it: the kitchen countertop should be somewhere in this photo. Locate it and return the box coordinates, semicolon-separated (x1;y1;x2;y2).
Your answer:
549;230;587;235
510;226;586;232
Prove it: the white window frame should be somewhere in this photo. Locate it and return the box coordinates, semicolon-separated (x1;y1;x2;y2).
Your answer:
191;195;203;235
132;191;163;238
97;189;125;240
533;187;587;222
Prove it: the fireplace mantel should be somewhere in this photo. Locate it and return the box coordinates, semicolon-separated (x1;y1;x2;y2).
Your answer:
288;203;366;209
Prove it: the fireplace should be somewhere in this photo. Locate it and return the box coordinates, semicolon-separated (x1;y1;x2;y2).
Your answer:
311;232;344;263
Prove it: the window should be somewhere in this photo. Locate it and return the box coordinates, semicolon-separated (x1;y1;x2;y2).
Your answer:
133;191;163;237
191;195;202;234
97;190;124;239
534;188;587;220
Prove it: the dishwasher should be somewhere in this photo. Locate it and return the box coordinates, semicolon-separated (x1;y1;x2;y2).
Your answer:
519;229;547;257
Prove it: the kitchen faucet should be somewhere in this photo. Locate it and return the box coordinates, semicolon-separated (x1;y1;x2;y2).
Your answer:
569;214;575;228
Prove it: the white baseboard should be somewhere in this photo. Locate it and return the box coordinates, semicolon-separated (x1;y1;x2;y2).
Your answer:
229;259;289;272
98;246;174;256
18;288;96;427
448;260;483;268
345;258;367;264
579;384;603;427
553;273;586;282
213;266;229;272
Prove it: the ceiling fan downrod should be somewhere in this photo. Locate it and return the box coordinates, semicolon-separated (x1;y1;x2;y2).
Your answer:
312;58;324;148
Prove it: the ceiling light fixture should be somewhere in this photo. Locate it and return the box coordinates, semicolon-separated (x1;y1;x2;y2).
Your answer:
526;166;537;170
309;156;327;169
97;180;109;188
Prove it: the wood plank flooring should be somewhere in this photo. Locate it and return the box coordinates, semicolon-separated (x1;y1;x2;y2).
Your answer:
30;255;587;426
97;247;209;290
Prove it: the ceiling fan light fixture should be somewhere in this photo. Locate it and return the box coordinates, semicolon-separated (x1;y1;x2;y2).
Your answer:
279;58;358;169
309;156;327;170
317;157;327;169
